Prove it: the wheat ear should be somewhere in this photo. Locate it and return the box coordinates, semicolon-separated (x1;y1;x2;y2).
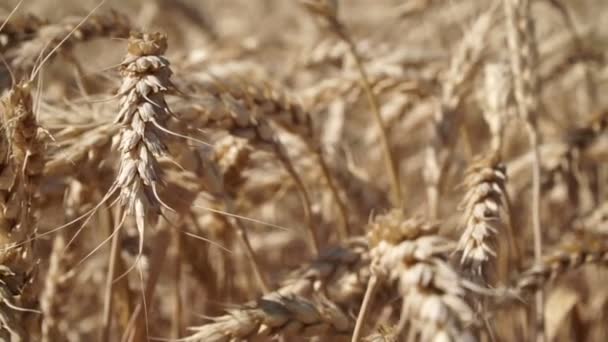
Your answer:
7;11;130;74
113;31;177;251
457;154;511;284
185;293;351;341
0;81;46;339
367;211;478;341
515;240;608;295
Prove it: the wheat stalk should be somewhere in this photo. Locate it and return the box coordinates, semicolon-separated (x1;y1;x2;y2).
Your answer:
503;0;544;339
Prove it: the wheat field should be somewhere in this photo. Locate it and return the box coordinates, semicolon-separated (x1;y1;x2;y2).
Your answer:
1;0;607;341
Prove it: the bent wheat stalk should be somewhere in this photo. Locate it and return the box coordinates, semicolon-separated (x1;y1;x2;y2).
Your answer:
301;0;403;208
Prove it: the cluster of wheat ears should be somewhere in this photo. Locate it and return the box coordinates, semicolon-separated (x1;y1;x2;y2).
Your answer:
0;0;607;341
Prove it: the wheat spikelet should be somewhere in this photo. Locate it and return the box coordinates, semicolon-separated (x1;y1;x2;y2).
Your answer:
185;238;369;341
198;78;353;237
456;154;510;283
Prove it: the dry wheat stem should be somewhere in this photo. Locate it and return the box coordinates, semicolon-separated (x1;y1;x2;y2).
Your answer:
503;0;544;339
100;206;124;342
351;273;379;342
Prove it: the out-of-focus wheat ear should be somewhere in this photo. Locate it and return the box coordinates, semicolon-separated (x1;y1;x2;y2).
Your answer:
226;80;351;239
367;210;479;341
0;80;46;339
184;293;352;342
278;238;370;305
7;11;131;75
0;13;44;54
482;62;513;154
40;233;72;342
180;90;322;256
300;0;403;209
457;154;513;285
425;4;497;219
515;240;608;296
503;0;544;339
546;0;598;111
